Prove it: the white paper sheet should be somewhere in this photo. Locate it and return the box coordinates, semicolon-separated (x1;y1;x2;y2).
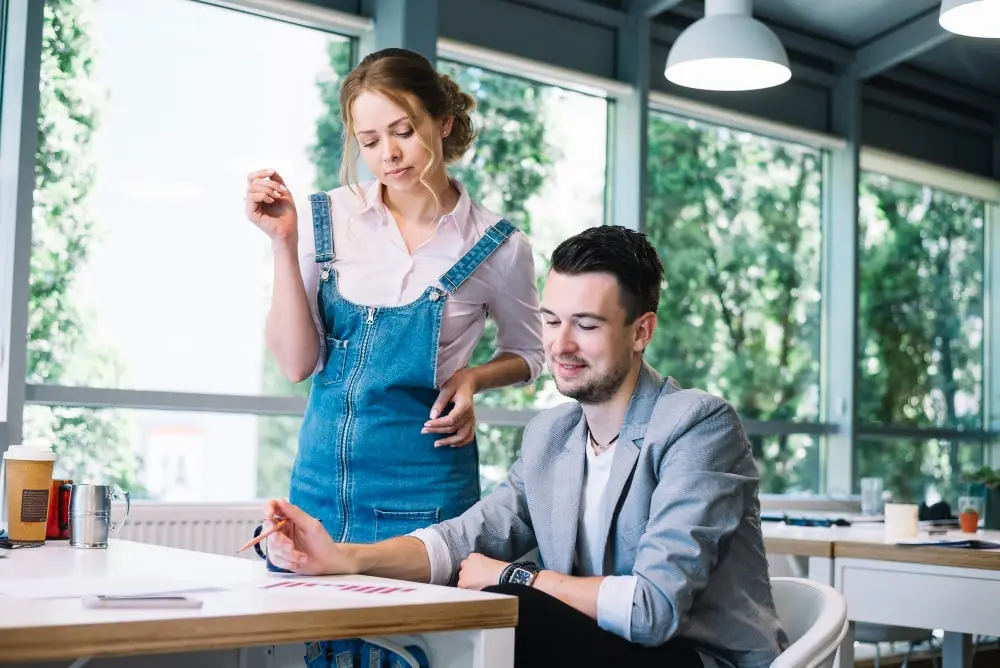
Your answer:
258;578;420;597
0;576;226;600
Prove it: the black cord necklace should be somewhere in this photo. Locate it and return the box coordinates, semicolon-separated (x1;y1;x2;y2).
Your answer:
589;431;620;454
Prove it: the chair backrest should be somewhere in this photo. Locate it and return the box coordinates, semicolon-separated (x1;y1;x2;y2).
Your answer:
769;577;849;668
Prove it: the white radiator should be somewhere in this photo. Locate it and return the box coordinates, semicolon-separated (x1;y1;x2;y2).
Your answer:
116;502;264;560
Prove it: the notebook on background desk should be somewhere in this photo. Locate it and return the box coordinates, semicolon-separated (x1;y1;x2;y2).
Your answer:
894;538;1000;549
761;511;879;527
761;512;960;530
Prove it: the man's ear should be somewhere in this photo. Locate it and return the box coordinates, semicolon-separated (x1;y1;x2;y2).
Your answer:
633;311;657;353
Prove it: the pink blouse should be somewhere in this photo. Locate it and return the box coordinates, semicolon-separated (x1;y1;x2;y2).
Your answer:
298;179;544;386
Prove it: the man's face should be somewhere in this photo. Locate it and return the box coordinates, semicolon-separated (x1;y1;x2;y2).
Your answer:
540;270;648;404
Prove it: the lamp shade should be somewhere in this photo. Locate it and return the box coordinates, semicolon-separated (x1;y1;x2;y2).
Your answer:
939;0;1000;38
665;13;791;91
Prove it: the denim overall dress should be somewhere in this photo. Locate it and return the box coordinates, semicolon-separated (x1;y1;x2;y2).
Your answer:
290;192;517;546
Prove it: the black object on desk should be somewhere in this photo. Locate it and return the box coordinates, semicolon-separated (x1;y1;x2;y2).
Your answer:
896;539;1000;549
760;513;851;527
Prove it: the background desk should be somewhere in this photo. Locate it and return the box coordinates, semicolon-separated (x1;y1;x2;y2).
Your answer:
764;524;1000;668
0;540;517;667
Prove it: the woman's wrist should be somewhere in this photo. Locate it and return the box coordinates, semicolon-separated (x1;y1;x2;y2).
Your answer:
271;234;299;256
338;543;366;575
459;367;482;395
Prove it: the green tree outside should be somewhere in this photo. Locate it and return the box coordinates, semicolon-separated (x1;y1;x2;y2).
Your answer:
856;172;986;504
23;0;140;491
644;112;823;493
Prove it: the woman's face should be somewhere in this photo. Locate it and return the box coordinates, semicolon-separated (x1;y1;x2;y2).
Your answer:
351;90;452;195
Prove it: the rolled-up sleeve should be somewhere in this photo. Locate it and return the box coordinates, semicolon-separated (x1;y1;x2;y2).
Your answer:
598;575;638;640
489;231;544;383
409;527;455;585
629;397;757;647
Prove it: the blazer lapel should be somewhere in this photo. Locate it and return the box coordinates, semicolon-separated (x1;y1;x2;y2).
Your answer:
599;430;642;557
600;363;665;569
548;417;587;574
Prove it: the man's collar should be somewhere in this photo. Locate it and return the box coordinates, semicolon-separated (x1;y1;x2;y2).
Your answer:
563;361;665;451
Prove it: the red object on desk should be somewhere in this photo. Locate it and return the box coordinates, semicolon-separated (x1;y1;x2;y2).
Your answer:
46;479;73;540
959;510;980;534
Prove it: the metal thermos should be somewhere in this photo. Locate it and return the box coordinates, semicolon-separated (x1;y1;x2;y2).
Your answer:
68;484;130;548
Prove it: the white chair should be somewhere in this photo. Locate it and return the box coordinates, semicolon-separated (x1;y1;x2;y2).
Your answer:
769;577;850;668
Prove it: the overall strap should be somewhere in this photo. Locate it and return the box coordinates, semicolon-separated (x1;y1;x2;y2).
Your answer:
439;219;517;294
308;192;334;263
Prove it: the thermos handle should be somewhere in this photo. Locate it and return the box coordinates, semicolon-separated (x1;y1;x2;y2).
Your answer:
109;485;130;533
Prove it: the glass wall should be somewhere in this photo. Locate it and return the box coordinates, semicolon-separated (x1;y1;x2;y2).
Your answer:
856;170;988;504
645;110;824;493
437;59;609;491
9;0;997;504
26;0;353;500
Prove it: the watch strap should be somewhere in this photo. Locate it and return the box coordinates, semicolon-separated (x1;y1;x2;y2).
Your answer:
499;560;541;586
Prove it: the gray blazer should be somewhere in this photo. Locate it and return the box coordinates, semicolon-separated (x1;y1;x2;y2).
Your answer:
432;362;787;668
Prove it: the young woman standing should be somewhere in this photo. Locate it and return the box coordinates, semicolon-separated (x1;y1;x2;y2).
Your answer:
245;48;543;549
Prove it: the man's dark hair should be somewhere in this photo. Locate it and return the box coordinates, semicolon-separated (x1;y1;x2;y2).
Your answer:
550;225;664;324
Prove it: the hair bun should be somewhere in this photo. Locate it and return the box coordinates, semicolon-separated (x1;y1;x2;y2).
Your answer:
438;73;477;163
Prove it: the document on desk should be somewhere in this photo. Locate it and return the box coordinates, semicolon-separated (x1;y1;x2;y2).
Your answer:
259;578;419;597
0;576;227;600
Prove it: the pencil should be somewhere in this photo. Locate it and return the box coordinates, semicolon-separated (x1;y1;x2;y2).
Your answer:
238;518;288;554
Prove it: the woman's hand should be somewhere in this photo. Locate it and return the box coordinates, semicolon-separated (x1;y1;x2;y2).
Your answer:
263;499;345;575
245;169;298;244
424;369;477;447
457;553;509;590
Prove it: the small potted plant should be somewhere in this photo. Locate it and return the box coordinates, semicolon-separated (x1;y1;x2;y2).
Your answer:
959;498;982;533
964;467;1000;530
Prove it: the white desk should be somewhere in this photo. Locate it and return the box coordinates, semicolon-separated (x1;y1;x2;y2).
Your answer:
0;540;517;667
764;523;1000;668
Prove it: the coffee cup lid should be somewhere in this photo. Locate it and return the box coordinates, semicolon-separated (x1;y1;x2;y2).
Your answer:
3;443;57;462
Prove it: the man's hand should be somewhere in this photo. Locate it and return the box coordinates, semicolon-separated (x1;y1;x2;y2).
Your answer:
263;499;349;575
457;553;509;590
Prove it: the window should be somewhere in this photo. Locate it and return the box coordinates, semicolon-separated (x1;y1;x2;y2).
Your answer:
756;435;821;494
857;171;988;503
26;0;354;492
856;437;987;505
645;110;824;493
24;405;301;502
477;424;524;495
436;60;610;473
29;0;351;397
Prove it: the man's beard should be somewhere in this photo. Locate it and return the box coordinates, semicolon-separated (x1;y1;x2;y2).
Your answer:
553;353;632;404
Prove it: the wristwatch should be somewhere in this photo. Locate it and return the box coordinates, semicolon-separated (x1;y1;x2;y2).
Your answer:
499;561;542;587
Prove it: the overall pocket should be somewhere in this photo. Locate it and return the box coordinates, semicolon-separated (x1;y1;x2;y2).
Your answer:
317;336;348;386
373;508;440;542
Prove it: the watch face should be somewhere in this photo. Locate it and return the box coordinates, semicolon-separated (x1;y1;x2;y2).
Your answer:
510;567;533;586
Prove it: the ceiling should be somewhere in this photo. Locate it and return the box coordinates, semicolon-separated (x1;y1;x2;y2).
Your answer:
746;0;943;47
592;0;1000;103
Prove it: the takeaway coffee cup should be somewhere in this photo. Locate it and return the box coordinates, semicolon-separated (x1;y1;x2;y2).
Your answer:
2;444;57;545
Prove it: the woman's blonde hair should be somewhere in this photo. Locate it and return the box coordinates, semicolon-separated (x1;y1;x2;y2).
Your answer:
338;48;476;210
